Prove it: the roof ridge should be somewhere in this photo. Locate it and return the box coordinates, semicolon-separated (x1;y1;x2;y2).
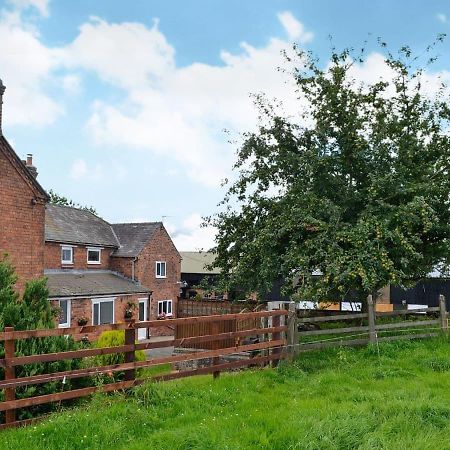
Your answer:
112;221;162;226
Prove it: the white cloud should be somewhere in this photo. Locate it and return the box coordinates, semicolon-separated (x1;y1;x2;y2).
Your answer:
277;11;313;42
437;13;448;23
7;0;49;17
0;10;62;127
70;158;88;179
168;213;217;251
62;74;81;95
70;157;128;182
64;13;309;186
62;17;175;90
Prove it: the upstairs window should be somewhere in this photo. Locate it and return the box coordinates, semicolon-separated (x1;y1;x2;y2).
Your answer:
87;247;101;264
156;261;167;278
61;246;73;264
158;299;173;317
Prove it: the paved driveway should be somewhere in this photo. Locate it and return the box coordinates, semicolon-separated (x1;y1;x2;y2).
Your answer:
142;335;174;359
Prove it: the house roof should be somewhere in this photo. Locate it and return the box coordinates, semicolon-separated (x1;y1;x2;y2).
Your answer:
180;252;220;275
112;222;162;257
0;135;48;201
45;270;151;298
45;204;119;247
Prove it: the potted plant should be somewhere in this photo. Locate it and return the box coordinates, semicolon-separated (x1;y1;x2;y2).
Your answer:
157;312;167;320
77;317;88;326
124;301;137;320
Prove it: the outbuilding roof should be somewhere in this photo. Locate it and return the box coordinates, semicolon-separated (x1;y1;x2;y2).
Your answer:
45;270;150;298
45;204;119;247
112;222;162;257
180;252;220;275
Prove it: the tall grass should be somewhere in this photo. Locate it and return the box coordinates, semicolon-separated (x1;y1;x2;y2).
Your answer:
1;336;450;449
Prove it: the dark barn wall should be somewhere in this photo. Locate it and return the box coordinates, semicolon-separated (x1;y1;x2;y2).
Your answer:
390;280;450;309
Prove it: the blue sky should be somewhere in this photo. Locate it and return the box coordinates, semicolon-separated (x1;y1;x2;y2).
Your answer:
1;0;450;249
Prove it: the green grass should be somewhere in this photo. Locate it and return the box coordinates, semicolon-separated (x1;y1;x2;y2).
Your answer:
2;337;450;449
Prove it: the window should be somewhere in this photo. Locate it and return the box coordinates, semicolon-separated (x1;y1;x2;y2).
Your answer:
158;299;172;317
92;298;115;325
87;247;101;264
61;246;73;264
58;299;71;328
156;261;166;278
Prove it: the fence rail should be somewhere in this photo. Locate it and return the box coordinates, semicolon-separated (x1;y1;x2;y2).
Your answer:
1;295;448;431
291;295;448;357
0;309;288;430
177;299;255;317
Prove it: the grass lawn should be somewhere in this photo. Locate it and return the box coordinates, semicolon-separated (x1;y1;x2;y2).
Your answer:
2;336;450;450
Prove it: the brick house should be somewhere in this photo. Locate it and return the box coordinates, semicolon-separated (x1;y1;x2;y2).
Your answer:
0;80;49;292
111;223;182;336
45;205;181;337
1;82;181;336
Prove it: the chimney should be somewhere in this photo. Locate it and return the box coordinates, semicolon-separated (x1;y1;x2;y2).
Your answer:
0;79;5;136
25;153;38;179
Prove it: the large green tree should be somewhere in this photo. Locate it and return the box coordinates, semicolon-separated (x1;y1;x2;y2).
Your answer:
208;41;450;304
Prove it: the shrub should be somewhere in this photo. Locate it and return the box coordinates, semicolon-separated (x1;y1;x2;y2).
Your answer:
93;330;146;380
0;256;85;422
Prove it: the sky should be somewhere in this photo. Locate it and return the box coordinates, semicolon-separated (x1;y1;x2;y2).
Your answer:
1;0;450;250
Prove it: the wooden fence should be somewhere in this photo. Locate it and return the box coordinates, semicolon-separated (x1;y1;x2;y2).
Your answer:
177;299;255;317
0;309;287;430
288;294;448;356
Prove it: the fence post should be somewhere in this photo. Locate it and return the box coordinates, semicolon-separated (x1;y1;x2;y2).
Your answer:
439;295;448;333
367;295;377;344
212;321;221;379
4;326;16;424
124;321;136;382
272;313;282;367
287;302;297;359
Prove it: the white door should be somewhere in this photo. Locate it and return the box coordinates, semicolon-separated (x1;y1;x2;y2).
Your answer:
138;298;148;340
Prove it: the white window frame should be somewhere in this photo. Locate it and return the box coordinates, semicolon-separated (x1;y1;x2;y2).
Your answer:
91;297;115;325
87;247;102;265
156;261;167;278
58;299;71;328
61;245;74;265
157;299;173;317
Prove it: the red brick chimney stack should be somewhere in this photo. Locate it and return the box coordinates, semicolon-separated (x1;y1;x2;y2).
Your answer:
0;79;5;136
25;153;38;178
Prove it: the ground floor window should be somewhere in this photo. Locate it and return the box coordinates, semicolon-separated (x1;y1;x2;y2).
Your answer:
58;299;71;328
158;299;173;317
92;298;115;325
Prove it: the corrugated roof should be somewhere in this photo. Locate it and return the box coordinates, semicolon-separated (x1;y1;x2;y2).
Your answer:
45;270;150;298
112;222;162;257
180;252;220;275
45;204;119;247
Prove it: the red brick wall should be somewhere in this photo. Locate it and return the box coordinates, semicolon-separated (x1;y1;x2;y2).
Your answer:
0;146;46;292
135;227;181;336
44;242;114;270
110;256;133;278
